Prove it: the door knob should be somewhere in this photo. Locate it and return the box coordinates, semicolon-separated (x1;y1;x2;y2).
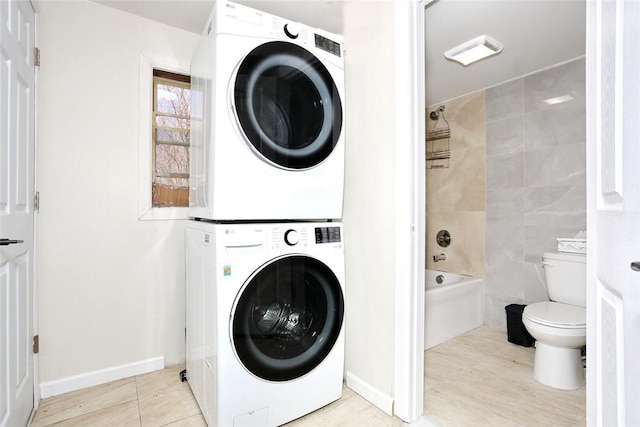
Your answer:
631;261;640;272
0;239;24;246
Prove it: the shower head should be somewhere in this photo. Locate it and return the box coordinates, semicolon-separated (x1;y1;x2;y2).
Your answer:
430;105;446;121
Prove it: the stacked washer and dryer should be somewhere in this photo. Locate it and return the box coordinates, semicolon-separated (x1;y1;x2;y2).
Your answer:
185;1;346;426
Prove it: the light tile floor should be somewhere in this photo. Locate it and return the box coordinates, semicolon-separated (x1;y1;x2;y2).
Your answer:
31;326;586;426
424;326;586;426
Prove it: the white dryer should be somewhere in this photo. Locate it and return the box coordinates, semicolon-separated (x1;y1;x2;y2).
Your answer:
189;0;345;221
185;221;345;426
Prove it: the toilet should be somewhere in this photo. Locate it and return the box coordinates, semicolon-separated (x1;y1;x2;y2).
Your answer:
522;251;586;390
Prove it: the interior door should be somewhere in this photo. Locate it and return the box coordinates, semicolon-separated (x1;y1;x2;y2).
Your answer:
587;0;640;424
0;1;36;426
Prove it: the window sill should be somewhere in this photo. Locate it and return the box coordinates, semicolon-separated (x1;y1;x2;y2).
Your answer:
138;206;189;221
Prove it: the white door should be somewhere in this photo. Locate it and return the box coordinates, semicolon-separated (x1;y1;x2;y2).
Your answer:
0;0;37;426
587;0;640;424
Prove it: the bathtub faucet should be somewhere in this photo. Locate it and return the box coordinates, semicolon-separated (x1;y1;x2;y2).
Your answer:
433;253;447;262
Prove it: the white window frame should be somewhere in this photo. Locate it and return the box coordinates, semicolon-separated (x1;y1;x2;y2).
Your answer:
138;53;190;220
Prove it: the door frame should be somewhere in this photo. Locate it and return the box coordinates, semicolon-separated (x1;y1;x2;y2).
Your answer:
393;0;432;422
32;0;41;416
400;0;597;423
585;0;640;423
585;0;596;423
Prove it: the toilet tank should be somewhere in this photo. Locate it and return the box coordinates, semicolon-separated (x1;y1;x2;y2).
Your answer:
542;251;586;307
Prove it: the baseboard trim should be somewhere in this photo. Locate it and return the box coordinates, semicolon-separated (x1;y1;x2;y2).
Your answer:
40;356;165;398
346;371;394;416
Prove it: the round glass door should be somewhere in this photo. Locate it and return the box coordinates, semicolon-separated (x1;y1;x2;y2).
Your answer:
232;255;344;381
234;41;343;170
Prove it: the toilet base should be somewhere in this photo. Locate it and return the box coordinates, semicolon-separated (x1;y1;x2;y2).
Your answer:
533;342;585;390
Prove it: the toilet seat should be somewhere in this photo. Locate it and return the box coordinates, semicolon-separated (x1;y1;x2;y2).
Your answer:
524;301;585;329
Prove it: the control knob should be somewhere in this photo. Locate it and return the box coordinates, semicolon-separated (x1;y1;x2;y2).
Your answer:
284;23;300;39
284;229;299;246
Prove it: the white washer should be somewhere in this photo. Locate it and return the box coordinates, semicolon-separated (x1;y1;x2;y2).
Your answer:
186;221;345;426
189;0;345;221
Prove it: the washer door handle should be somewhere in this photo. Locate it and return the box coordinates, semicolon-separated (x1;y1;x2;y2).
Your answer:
631;261;640;272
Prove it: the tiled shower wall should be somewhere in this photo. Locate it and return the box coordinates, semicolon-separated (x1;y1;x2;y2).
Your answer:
426;92;486;278
483;58;586;328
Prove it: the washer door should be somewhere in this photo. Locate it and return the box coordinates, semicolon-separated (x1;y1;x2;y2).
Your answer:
232;255;344;382
234;41;343;170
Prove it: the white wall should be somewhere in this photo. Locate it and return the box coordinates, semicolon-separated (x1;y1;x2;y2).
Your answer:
342;0;397;412
37;0;199;385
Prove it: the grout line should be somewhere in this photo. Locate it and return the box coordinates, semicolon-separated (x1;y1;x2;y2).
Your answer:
135;374;143;427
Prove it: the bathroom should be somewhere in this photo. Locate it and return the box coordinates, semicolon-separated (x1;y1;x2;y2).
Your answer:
422;0;587;423
423;57;586;334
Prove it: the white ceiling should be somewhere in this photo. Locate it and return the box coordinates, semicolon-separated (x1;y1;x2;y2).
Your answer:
424;0;586;105
92;0;344;35
92;0;586;106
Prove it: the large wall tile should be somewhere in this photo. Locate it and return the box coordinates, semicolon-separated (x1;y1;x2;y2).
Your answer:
524;142;586;188
525;101;586;150
484;262;525;300
485;219;525;298
486;78;524;122
426;91;486;277
427;146;485;212
524;224;586;263
524;57;586;113
440;90;485;151
523;262;548;303
486;188;524;221
524;182;586;227
486;219;524;265
486;152;524;190
426;211;485;278
484;293;521;329
486;115;524;156
484;59;586;331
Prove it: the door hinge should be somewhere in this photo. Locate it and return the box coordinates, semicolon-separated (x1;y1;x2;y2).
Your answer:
34;191;39;211
33;335;39;354
34;47;40;67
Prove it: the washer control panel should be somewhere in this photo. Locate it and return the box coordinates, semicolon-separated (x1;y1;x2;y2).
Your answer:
270;224;342;250
271;226;308;249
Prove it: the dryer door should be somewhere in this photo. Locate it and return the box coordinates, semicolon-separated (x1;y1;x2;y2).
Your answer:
231;255;344;382
233;41;343;170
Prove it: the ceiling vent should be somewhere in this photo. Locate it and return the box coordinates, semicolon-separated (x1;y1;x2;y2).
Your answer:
444;35;503;66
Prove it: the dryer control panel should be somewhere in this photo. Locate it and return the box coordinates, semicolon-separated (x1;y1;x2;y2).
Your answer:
315;226;341;244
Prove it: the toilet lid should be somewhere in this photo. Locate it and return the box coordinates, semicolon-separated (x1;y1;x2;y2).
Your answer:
524;301;586;329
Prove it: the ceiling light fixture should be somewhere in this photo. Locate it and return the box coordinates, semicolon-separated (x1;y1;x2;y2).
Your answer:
542;94;575;105
444;35;503;66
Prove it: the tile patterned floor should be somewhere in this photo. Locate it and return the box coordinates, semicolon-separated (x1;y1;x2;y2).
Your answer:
424;326;586;426
31;326;586;426
31;365;204;427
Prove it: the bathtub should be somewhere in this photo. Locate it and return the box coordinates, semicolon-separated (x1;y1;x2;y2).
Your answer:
424;270;484;350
